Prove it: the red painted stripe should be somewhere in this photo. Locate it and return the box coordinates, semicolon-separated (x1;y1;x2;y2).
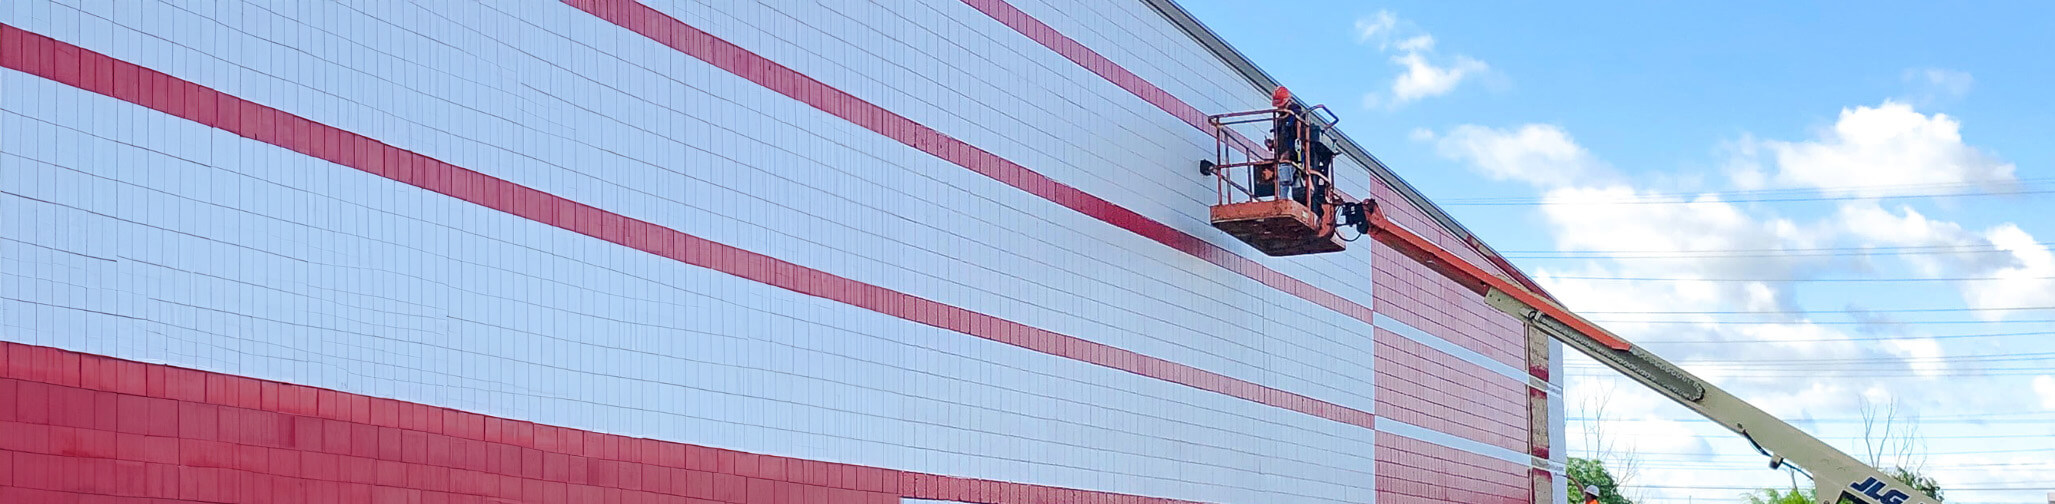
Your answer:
0;341;1217;504
961;0;1566;380
1372;329;1527;453
1375;432;1530;504
0;22;1373;430
957;0;1225;146
562;0;1379;329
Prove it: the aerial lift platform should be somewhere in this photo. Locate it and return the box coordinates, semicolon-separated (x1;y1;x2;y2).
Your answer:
1199;93;1937;504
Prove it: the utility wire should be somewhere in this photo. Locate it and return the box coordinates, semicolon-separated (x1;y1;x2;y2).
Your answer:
1585;318;2055;325
1589;448;2055;458
1547;274;2054;283
1578;305;2055;315
1618;483;2055;491
1441;179;2054;206
1448;177;2054;202
1570;349;2055;366
1628;329;2055;344
1568;369;2055;378
1568;416;2055;425
1577;432;2055;441
1446;187;2055;205
1500;241;2053;256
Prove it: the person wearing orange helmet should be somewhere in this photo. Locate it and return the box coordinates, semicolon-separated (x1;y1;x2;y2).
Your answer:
1265;86;1336;219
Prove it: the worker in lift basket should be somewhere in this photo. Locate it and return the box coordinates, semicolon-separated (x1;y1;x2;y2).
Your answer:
1265;86;1337;217
1583;484;1603;504
1266;86;1298;201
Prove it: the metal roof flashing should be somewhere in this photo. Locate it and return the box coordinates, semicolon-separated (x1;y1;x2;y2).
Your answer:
1140;0;1555;300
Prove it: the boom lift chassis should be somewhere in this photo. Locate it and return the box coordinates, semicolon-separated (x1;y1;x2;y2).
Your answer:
1200;104;1938;504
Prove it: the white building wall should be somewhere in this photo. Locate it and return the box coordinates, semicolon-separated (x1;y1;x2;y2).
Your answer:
1;0;1551;503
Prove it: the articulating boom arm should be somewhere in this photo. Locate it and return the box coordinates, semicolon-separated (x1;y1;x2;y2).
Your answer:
1348;200;1936;504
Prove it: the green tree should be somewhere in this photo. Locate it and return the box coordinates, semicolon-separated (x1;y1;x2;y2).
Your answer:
1742;487;1815;504
1567;457;1635;504
1744;467;1942;504
1884;466;1943;502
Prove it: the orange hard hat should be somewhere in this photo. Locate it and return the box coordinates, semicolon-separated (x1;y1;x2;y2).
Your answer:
1271;86;1292;108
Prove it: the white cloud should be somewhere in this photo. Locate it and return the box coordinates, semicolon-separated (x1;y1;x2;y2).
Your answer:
1758;101;2015;196
1465;106;2054;504
1832;203;2055;320
1352;11;1487;107
1394;34;1435;52
2035;375;2055;410
1902;68;1974;105
1430;124;1605;186
1390;53;1487;105
1960;224;2055;319
1407;127;1436;142
1834;203;1989;277
1353;11;1396;43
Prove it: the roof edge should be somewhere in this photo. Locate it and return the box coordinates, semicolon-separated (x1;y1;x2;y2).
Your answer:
1140;0;1557;299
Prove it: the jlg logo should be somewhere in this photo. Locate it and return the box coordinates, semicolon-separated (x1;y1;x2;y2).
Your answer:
1848;477;1911;504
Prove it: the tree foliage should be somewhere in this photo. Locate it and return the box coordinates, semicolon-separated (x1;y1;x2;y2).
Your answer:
1566;457;1635;504
1742;488;1816;504
1742;466;1942;504
1884;466;1944;502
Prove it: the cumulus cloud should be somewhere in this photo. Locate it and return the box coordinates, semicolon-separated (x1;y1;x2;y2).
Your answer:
1394;34;1436;52
1427;95;2055;502
1431;124;1606;186
1758;101;2055;318
1431;107;2052;503
1959;224;2055;319
1353;10;1488;107
2036;375;2055;410
1902;68;1974;105
1755;101;2015;196
1353;11;1395;43
1391;53;1488;105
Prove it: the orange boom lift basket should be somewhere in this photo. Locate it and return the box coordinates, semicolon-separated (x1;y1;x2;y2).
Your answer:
1198;90;1351;256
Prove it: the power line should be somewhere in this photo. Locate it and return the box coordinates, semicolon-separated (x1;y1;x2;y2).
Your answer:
1620;483;2055;491
1441;179;2054;206
1575;447;2055;457
1501;242;2054;256
1572;410;2055;421
1511;251;2019;259
1580;305;2055;315
1628;329;2055;344
1451;177;2053;202
1548;274;2055;283
1577;432;2055;441
1568;369;2055;378
1570;351;2055;364
1567;416;2055;425
1585;318;2055;325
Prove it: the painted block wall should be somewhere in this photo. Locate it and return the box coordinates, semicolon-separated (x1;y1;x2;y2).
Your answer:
0;0;1559;503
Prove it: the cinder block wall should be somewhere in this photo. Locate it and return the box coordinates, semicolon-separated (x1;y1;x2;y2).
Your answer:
0;1;1560;503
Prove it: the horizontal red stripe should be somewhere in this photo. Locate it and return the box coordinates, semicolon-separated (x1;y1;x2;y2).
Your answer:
1375;432;1530;504
1371;242;1527;368
1372;330;1527;453
958;0;1216;139
962;0;1562;381
0;22;1372;429
565;0;1379;329
0;341;1213;504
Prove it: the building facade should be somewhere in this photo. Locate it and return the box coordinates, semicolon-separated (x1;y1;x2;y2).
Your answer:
0;0;1565;503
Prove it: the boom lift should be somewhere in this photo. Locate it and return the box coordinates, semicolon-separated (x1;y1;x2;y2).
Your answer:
1199;97;1939;504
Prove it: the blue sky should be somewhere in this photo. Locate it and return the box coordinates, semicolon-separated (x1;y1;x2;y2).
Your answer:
1179;2;2055;502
